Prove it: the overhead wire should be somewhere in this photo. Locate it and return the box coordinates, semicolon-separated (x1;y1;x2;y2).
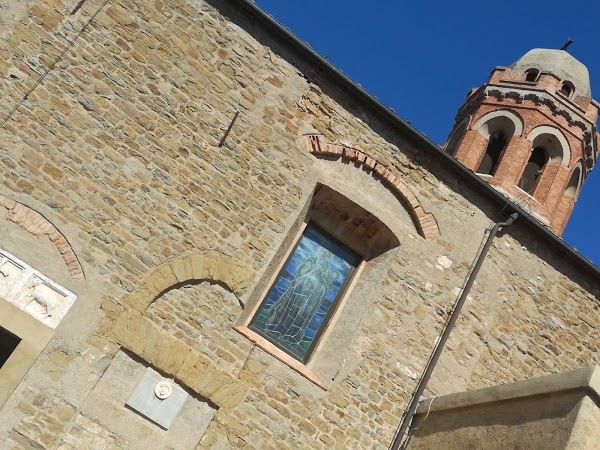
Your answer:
0;0;111;130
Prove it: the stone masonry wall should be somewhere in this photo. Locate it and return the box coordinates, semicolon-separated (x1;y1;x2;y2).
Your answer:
146;282;253;376
0;0;598;449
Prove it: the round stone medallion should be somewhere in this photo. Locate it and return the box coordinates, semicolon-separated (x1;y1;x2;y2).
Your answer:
154;380;173;400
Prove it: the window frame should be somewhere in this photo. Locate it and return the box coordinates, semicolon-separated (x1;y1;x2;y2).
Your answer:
0;300;54;408
517;145;549;195
524;69;540;82
476;130;509;176
559;81;575;99
248;222;362;364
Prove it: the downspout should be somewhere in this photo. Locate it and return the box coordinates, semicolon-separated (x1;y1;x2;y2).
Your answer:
389;212;519;450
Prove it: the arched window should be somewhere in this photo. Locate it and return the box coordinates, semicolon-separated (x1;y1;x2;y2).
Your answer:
242;183;400;373
524;69;539;82
445;121;468;155
559;81;575;98
249;223;361;363
476;130;508;175
564;166;581;198
518;128;569;199
518;146;549;194
471;110;522;176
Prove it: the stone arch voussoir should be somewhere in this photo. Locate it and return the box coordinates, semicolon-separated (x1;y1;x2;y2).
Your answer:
110;308;250;409
109;252;255;409
0;194;84;280
123;252;255;314
305;134;440;240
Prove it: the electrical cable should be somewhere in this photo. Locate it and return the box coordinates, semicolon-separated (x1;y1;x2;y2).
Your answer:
407;394;439;435
0;0;111;130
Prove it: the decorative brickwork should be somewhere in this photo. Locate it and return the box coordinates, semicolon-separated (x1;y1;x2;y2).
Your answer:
306;134;440;240
0;195;84;280
445;53;600;234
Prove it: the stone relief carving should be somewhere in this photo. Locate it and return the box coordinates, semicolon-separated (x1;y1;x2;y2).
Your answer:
0;249;76;329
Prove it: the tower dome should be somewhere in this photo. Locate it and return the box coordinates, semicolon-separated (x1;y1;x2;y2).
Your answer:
510;48;591;98
443;49;600;235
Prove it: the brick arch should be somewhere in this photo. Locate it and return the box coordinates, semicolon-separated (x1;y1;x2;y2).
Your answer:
0;194;84;280
305;135;440;240
472;109;524;138
444;115;471;154
526;125;571;166
123;252;255;314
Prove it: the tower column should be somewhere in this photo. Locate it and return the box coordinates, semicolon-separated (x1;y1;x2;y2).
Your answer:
552;195;576;235
533;163;561;204
454;130;487;171
493;136;531;184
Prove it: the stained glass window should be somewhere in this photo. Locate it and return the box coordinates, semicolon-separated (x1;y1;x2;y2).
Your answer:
249;224;361;363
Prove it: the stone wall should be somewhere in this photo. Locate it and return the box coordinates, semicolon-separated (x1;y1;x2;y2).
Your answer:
0;0;598;449
146;282;253;376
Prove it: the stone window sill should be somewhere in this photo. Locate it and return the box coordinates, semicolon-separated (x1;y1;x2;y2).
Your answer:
514;186;541;204
233;326;327;390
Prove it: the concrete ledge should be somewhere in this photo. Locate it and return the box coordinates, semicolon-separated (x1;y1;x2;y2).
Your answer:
417;366;600;414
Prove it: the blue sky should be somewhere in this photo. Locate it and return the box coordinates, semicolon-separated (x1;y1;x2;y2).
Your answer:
255;0;600;266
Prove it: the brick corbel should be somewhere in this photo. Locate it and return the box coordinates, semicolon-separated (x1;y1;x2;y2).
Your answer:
305;135;440;240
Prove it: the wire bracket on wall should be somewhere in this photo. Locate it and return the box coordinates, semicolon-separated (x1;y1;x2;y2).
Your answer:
218;110;240;147
0;0;111;131
70;0;89;15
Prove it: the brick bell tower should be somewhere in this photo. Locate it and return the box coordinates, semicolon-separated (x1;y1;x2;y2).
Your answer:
444;48;600;235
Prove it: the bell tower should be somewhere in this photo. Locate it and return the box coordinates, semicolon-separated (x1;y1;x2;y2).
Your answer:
444;49;600;235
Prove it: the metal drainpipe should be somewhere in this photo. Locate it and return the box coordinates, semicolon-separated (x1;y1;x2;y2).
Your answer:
389;212;519;450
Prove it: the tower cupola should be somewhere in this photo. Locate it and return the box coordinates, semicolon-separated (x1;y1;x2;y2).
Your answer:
445;48;600;235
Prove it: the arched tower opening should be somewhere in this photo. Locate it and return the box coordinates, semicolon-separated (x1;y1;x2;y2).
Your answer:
445;119;468;156
518;146;548;194
564;166;582;198
559;81;575;98
524;68;539;82
477;130;508;175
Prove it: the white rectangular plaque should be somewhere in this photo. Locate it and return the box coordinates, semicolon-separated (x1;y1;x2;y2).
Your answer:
126;367;189;430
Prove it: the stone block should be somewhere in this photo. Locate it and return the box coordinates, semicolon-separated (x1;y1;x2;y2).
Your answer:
151;263;178;291
210;380;249;409
169;256;192;283
189;253;206;279
125;285;159;313
151;332;192;377
175;350;209;388
100;297;123;321
215;411;250;436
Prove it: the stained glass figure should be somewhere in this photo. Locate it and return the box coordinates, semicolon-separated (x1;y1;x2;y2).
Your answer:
250;224;360;362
